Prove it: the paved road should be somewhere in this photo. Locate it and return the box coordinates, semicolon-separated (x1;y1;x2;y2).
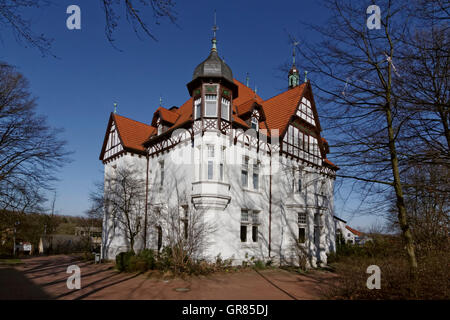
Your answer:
0;255;336;300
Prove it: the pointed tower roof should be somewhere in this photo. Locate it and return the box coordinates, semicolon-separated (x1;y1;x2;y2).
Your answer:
192;49;234;83
186;12;238;97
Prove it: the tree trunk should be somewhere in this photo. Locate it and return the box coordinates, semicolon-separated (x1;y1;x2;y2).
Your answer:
385;104;418;272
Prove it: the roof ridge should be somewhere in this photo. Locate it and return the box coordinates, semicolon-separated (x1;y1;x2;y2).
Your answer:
114;113;153;128
263;82;306;103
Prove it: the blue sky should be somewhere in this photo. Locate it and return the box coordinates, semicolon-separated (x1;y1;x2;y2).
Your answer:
1;0;382;230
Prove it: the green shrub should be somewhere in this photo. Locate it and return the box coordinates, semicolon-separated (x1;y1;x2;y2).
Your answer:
156;246;174;271
253;260;266;270
115;251;135;272
138;249;156;270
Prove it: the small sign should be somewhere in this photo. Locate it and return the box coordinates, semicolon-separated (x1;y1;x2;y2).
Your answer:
23;244;32;251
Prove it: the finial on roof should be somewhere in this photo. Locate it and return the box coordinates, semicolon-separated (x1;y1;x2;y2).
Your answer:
304;70;308;82
159;96;162;107
246;72;250;87
113;102;117;114
211;10;219;52
254;84;258;95
292;39;299;66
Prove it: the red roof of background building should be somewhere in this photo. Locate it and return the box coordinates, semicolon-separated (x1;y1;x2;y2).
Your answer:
346;226;363;237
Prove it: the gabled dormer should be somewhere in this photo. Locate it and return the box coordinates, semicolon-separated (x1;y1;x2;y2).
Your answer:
236;98;266;132
151;107;180;136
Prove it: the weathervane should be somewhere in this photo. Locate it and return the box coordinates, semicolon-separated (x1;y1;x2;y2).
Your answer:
113;102;117;114
212;10;219;39
292;39;299;65
159;96;162;107
211;10;219;51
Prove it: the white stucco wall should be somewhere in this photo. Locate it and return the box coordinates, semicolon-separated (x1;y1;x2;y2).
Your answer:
102;126;336;267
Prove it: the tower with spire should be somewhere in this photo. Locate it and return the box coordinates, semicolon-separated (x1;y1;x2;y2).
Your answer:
186;10;238;130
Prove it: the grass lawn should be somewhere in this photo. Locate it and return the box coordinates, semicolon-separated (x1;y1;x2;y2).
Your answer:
0;258;23;265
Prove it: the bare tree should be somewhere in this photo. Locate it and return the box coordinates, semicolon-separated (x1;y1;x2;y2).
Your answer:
396;20;449;164
102;0;177;47
0;62;69;214
386;162;449;253
0;0;177;55
290;0;422;271
145;167;217;272
104;166;146;252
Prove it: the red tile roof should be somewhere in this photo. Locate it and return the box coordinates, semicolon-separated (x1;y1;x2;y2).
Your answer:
103;79;337;170
233;79;263;106
154;107;179;124
113;114;154;153
262;83;307;137
346;226;363;237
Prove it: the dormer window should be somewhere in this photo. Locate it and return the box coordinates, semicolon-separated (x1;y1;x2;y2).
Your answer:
205;94;217;117
221;97;230;121
156;118;162;135
251;117;258;131
194;98;201;120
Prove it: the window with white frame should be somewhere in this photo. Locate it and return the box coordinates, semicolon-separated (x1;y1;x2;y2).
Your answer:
314;213;321;244
160;161;164;186
205;94;217;117
207;145;214;180
221;97;230;121
207;145;214;157
252;225;258;242
241;209;260;243
241;156;249;187
157;118;162;135
241;209;249;223
194;98;202;120
298;212;307;224
297;175;302;193
251;117;258;131
297;97;315;126
298;212;307;243
241;209;248;242
253;161;259;190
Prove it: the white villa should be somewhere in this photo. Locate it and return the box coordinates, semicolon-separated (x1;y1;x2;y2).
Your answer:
99;33;340;267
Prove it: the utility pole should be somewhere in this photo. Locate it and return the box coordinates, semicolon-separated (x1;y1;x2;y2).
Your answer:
13;221;20;256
